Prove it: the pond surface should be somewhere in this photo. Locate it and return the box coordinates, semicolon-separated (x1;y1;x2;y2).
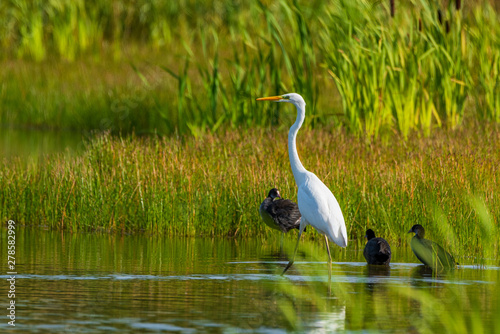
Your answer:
0;228;499;333
0;128;83;159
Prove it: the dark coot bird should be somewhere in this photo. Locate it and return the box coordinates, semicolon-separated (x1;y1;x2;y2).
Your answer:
363;229;391;265
259;188;302;239
408;224;456;270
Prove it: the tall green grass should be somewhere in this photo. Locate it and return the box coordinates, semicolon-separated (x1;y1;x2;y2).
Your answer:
322;0;489;139
1;0;498;138
1;127;499;263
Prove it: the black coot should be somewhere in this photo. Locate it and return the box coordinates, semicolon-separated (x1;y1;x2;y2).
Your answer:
363;229;391;265
259;188;301;233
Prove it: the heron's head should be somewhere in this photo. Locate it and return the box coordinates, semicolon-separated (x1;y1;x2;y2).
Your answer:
267;188;281;200
256;93;306;106
365;229;376;241
408;224;425;238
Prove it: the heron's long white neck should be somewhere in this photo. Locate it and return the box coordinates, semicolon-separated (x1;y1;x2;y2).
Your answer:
288;101;307;185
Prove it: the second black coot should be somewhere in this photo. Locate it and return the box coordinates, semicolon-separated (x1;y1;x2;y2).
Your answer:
408;224;456;270
363;229;391;265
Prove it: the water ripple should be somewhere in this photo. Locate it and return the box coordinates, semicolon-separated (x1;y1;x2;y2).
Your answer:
0;269;494;286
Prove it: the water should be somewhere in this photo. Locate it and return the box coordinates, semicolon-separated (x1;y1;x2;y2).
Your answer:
0;228;499;333
0;128;84;159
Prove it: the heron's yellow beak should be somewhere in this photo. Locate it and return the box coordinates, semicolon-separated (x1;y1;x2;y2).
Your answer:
256;95;282;101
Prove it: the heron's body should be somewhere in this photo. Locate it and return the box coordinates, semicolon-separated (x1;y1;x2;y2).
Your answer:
409;224;455;270
296;172;347;246
256;93;347;274
363;229;391;265
259;188;301;233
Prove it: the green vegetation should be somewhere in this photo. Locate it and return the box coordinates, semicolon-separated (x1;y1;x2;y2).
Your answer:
1;0;499;138
1;127;499;264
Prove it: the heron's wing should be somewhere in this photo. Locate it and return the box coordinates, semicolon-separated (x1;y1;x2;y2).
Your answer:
297;173;347;247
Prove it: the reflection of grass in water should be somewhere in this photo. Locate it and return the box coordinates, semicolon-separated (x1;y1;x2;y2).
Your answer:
1;128;499;265
274;240;500;332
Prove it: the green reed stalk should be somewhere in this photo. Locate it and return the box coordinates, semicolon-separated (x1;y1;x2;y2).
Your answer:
469;4;500;122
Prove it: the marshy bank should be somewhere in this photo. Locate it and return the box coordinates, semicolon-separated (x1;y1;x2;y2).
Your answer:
1;126;499;265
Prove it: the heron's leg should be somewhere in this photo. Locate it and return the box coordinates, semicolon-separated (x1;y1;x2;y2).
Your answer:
327;257;332;296
325;235;332;263
282;219;306;275
324;235;333;294
282;231;302;275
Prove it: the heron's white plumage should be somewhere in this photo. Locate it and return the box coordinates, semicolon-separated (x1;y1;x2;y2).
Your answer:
297;172;347;247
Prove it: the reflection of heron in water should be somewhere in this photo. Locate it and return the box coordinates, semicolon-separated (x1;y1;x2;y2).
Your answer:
256;94;348;275
408;224;456;271
310;306;346;332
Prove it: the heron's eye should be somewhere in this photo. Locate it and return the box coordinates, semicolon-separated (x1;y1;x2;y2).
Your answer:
282;95;290;100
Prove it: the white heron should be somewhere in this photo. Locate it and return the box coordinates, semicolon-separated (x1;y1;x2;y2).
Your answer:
256;93;348;274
